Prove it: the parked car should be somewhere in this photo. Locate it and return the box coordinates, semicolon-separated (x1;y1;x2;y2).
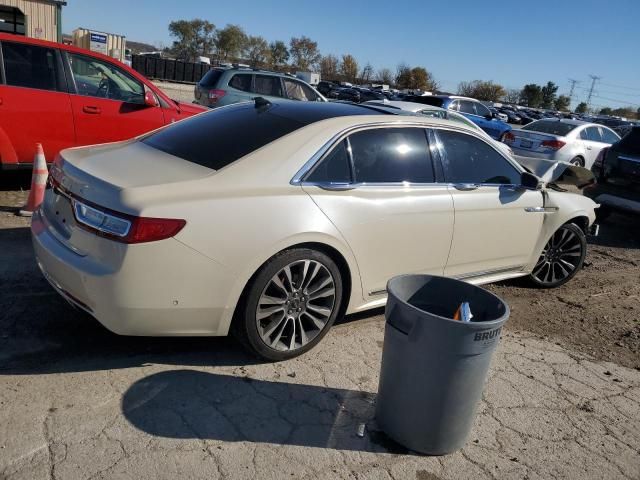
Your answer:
33;100;597;360
404;95;512;140
364;100;514;158
0;33;206;170
193;67;326;108
503;119;620;169
586;126;640;219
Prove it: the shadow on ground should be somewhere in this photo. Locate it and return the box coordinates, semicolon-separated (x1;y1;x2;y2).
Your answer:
122;369;407;453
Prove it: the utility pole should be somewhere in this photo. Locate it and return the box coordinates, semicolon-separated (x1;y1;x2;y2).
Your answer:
586;75;601;110
568;79;579;105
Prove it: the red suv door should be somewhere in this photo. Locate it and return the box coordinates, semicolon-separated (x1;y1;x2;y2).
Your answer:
65;51;165;145
0;40;75;167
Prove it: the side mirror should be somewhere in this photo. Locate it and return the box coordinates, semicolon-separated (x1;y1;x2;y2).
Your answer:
521;171;541;189
144;90;158;107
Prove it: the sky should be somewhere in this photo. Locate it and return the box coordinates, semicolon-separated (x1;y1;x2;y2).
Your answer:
62;0;640;110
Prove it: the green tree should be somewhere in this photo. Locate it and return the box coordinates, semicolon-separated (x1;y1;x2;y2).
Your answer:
457;80;506;102
540;81;559;109
269;40;289;68
244;35;269;68
339;54;359;83
216;24;247;61
289;36;321;71
520;84;543;107
319;54;339;80
575;102;588;114
168;19;216;61
554;95;571;111
599;107;613;115
377;68;393;85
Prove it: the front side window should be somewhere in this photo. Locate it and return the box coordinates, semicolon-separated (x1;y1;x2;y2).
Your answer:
228;74;252;92
306;140;352;183
283;79;317;101
2;42;60;91
457;100;476;115
348;128;434;183
68;53;144;103
437;129;520;185
253;74;283;97
600;127;620;144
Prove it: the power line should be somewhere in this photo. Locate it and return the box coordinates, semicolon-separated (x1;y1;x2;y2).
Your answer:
586;75;601;109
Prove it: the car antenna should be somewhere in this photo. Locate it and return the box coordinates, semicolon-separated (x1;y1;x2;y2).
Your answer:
254;97;272;109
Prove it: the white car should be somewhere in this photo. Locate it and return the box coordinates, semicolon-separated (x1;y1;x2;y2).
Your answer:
33;100;598;360
364;100;515;158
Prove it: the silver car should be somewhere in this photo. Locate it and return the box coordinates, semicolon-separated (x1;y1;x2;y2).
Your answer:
504;119;620;169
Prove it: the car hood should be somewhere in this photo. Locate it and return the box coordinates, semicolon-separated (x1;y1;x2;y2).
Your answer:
516;156;595;190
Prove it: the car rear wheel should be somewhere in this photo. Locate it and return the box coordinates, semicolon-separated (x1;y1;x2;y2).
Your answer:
234;248;343;361
529;223;586;288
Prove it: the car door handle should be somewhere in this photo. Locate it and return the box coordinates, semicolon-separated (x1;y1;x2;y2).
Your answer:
82;105;101;114
453;183;478;191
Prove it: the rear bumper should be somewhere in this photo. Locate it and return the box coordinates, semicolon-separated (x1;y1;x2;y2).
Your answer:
31;209;235;336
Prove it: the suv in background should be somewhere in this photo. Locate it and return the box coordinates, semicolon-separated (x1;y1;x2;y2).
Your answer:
194;67;326;108
0;33;205;170
404;95;512;140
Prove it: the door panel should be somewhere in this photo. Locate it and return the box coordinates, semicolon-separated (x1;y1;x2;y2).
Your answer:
304;185;455;295
444;186;544;277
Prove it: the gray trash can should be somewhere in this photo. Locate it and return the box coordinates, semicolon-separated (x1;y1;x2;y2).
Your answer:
375;274;509;455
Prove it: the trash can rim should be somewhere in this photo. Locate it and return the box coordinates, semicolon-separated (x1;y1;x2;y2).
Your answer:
386;274;510;325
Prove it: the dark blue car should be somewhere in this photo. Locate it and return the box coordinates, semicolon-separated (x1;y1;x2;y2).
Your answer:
403;95;512;140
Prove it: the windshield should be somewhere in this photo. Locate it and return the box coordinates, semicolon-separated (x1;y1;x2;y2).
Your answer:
522;120;578;136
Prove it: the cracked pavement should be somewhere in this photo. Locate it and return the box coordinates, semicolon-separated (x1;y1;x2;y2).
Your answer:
1;185;639;480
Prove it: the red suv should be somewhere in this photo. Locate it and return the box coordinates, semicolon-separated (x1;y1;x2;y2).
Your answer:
0;34;206;169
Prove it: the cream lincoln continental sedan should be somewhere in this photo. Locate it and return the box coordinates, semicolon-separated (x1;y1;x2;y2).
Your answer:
33;100;597;360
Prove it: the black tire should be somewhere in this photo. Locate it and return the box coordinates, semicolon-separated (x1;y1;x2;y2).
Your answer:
570;157;584;167
233;248;343;361
528;223;587;288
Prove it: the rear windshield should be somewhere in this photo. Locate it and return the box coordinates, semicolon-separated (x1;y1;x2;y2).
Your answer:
522;120;577;136
198;68;224;87
142;104;305;170
618;127;640;155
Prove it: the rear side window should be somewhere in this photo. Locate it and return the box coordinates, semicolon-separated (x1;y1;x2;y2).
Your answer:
2;42;61;91
199;68;224;87
253;74;283;97
523;120;577;136
306;140;352;183
437;130;520;185
349;128;434;183
141;103;306;170
228;74;251;92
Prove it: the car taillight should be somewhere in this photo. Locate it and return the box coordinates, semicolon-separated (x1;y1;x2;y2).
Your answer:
72;198;185;244
503;132;515;143
541;140;566;150
208;89;226;104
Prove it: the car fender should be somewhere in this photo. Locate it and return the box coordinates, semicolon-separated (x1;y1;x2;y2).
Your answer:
216;230;364;336
524;191;597;272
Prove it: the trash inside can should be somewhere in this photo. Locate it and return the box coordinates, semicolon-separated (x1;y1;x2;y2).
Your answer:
375;274;509;455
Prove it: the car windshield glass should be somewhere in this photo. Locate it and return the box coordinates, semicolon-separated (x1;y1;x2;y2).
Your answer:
522;120;577;136
618;128;640;155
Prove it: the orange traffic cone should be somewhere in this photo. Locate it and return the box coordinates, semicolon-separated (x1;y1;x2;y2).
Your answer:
19;144;48;217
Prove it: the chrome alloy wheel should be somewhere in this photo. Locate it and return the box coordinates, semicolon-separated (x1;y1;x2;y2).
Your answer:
532;226;583;285
256;260;336;351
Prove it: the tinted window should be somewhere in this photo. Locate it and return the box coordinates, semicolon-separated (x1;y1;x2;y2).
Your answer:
2;42;60;91
600;128;620;144
437;130;520;185
253;74;283;97
474;102;491;117
199;68;224;87
306;140;351;183
68;53;144;103
349;128;434;183
458;100;476;115
142;103;307;170
283;79;317;101
523;120;578;136
229;74;251;92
